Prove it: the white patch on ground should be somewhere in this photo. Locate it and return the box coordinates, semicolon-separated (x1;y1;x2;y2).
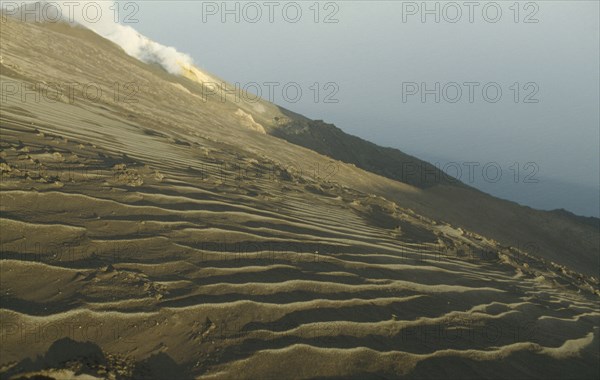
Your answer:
235;109;266;134
252;103;266;114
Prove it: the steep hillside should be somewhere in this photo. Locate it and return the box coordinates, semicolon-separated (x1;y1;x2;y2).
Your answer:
270;117;458;189
266;114;599;278
0;17;598;380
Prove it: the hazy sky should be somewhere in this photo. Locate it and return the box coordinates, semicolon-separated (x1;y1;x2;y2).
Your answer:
123;1;598;216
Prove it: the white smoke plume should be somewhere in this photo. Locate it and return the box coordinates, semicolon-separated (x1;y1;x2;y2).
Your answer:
3;1;194;75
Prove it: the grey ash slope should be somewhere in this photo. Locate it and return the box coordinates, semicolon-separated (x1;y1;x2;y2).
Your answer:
266;112;599;278
0;18;599;380
270;115;458;189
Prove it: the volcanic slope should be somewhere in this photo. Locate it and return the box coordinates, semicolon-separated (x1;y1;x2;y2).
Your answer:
0;18;599;380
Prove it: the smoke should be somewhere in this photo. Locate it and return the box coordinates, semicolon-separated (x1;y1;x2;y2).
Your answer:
95;19;195;75
4;1;194;75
